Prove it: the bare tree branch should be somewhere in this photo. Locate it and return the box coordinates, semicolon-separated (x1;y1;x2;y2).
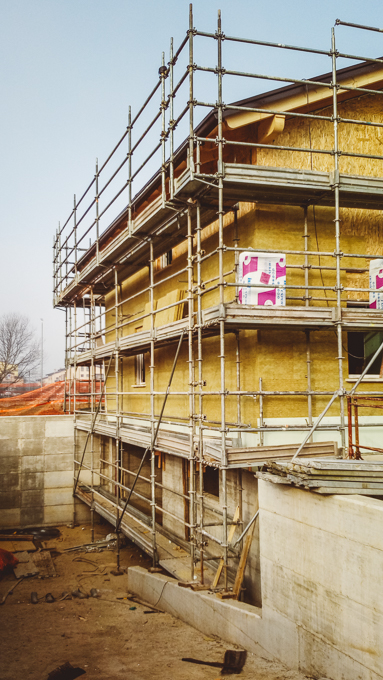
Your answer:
0;314;40;390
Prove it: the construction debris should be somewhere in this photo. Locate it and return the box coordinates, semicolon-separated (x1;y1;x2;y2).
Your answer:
46;662;86;680
0;548;19;576
182;649;247;675
0;577;25;605
13;550;56;579
71;588;88;599
256;459;383;495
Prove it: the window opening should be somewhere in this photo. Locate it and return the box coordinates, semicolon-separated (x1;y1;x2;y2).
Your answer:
347;303;383;377
155;249;173;272
135;353;145;385
203;466;220;498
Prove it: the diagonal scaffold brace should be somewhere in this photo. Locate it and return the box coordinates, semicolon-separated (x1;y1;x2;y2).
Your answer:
73;353;114;497
115;331;185;554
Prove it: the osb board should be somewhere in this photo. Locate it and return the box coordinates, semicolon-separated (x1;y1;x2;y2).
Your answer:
142;300;157;330
133;321;362;425
96;94;383;428
257;94;383;178
98;94;383;334
100;200;383;427
154;290;185;327
121;342;189;420
104;198;381;323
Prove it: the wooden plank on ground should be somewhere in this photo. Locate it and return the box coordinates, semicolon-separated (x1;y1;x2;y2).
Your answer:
0;534;35;541
0;540;36;553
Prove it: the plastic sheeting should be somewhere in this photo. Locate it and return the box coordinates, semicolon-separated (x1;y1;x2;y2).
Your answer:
238;252;286;306
369;258;383;309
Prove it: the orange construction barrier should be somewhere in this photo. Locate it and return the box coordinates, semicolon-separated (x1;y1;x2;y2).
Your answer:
0;380;104;416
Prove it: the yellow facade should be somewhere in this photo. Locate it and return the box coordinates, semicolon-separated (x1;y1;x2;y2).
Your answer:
100;94;383;426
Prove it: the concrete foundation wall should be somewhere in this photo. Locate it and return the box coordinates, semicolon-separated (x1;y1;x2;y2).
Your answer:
0;415;90;528
259;481;383;679
129;483;383;680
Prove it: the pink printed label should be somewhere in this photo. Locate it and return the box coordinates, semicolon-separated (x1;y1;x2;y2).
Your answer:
376;271;383;290
242;256;258;276
258;289;276;306
276;262;286;280
238;252;286;307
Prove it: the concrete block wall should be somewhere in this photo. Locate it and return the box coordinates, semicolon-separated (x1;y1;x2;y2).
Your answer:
0;415;90;528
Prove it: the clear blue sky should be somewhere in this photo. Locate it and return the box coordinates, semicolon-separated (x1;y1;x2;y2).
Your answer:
1;0;383;374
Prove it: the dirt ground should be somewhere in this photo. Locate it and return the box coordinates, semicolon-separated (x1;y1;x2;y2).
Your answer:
0;522;312;680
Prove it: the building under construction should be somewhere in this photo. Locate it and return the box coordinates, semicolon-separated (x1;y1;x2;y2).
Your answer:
53;7;383;657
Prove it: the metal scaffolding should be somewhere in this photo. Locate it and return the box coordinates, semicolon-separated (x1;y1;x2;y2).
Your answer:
53;9;383;588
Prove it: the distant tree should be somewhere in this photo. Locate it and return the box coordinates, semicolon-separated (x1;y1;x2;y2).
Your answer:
0;314;40;390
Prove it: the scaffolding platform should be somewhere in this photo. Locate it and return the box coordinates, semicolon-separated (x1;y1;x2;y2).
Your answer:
69;303;383;368
55;165;383;307
75;485;217;584
178;164;383;210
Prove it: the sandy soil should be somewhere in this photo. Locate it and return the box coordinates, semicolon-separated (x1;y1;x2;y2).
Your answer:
0;522;312;680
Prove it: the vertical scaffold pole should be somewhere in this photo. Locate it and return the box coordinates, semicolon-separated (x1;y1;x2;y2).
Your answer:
68;307;72;414
259;377;264;446
196;201;205;583
217;8;228;589
306;329;313;439
128;106;132;235
95;159;100;264
63;309;68;413
187;204;196;580
304;206;310;308
72;300;77;527
116;439;121;570
160;52;167;208
149;240;157;566
73;194;77;277
114;267;120;436
114;267;122;569
73;302;77;416
188;4;194;177
90;286;95;542
53;232;56;303
234;207;242;429
331;28;345;452
58;223;62;294
303;206;313;437
65;238;69;289
235;332;241;426
169;38;175;200
53;229;57;301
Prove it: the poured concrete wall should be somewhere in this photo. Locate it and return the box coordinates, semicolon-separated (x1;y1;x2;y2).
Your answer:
0;415;90;528
259;481;383;679
129;482;383;680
